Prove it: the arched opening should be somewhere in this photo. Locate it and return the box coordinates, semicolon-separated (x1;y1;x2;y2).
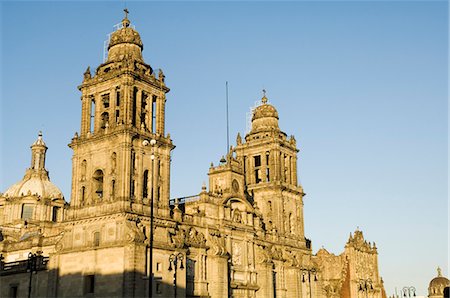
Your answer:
143;170;149;198
81;186;86;203
100;112;109;129
111;180;116;199
90;98;95;133
92;170;104;199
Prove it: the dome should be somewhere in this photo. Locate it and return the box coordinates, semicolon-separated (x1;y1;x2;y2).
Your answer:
2;132;64;200
4;176;63;200
250;92;280;132
108;18;143;50
428;267;450;296
252;94;279;122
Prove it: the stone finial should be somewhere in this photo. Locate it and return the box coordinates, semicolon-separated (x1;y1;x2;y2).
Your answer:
236;133;242;145
261;89;268;104
83;66;91;80
437;267;442;277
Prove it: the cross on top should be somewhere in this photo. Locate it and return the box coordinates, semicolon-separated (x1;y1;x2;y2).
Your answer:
262;89;268;104
124;8;129;19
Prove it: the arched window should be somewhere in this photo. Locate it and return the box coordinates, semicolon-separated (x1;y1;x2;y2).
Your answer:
93;170;104;199
100;112;109;129
90;98;95;133
111;180;116;199
143;170;149;198
81;186;86;203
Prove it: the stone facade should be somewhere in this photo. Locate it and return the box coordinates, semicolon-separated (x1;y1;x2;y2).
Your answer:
0;12;386;298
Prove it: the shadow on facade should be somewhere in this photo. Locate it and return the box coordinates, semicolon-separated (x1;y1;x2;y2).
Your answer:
1;268;187;298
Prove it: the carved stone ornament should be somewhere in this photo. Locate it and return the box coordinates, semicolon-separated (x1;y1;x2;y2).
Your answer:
255;244;271;264
170;228;186;249
125;219;145;243
207;232;227;256
185;227;206;248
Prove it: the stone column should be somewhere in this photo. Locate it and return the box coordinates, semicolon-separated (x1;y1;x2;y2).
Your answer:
156;96;166;135
94;93;101;133
207;255;229;297
136;89;142;128
80;95;90;136
255;261;274;298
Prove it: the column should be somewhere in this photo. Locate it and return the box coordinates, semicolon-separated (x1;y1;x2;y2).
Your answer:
207;255;229;297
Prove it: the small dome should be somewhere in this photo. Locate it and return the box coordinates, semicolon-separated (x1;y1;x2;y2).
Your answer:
4;176;63;200
429;267;450;295
252;103;279;122
108;20;143;50
250;91;280;132
32;131;46;147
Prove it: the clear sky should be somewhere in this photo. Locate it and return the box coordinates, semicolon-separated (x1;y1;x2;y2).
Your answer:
0;1;448;296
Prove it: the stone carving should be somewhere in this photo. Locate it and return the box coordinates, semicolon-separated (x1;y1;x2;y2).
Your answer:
170;228;186;248
232;209;242;224
125;219;144;243
186;227;206;248
232;242;242;265
207;232;227;256
255;244;271;264
236;133;242;145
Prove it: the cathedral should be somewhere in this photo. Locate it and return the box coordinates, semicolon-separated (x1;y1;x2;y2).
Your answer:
0;12;386;298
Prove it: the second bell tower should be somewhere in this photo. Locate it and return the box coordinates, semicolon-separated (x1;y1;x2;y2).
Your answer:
69;13;174;215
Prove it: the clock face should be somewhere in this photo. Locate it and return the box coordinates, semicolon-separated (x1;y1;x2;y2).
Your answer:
232;179;239;193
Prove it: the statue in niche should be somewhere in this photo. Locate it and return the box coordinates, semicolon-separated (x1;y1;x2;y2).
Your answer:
232;209;242;223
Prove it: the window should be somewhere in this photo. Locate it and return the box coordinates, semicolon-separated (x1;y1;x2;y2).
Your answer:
21;204;34;220
81;186;86;202
92;170;104;199
111;180;116;198
254;155;261;167
102;93;110;108
100;112;109;129
143;170;149;198
90;98;95;133
52;206;60;222
116;90;120;106
152;96;157;132
93;232;100;247
9;285;18;298
156;262;162;272
254;155;262;184
84;275;95;294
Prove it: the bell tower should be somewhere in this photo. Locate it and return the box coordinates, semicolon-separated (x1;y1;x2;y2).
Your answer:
69;11;174;215
235;92;306;243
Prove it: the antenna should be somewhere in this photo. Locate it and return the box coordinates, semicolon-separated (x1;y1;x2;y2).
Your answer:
226;81;230;152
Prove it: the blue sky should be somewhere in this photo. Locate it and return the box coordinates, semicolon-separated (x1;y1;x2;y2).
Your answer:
0;1;448;295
